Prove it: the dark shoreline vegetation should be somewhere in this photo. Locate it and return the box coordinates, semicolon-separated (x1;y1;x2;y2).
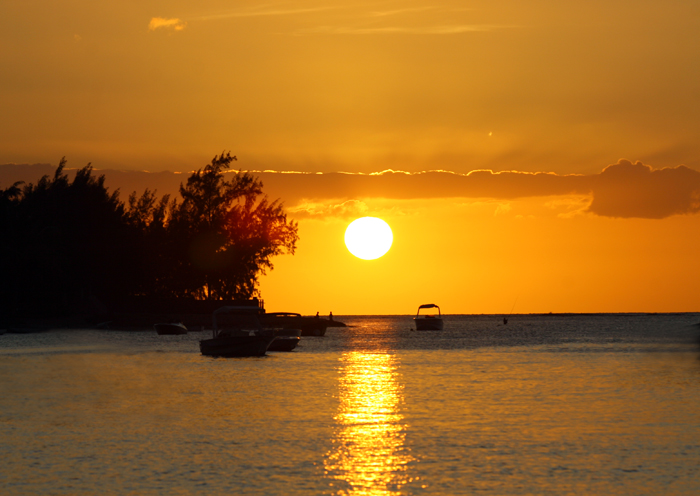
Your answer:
3;312;697;335
0;153;299;329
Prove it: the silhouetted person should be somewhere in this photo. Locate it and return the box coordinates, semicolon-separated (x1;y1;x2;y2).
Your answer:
503;317;508;325
315;312;319;318
329;312;333;321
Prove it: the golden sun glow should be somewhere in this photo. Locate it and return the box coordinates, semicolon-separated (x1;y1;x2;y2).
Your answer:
344;217;393;260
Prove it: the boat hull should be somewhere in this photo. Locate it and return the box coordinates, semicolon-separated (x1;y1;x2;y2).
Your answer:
260;314;328;336
300;323;327;337
414;317;443;331
267;336;300;352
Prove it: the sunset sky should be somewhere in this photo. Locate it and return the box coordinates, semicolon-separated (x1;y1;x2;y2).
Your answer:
2;1;699;314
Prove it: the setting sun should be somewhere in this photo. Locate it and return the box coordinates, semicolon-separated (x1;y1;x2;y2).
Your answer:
344;217;393;260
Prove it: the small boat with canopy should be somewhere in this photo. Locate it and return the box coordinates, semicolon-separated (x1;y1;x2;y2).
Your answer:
414;304;444;331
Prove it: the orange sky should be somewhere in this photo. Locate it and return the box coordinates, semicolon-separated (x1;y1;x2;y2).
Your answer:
1;1;699;314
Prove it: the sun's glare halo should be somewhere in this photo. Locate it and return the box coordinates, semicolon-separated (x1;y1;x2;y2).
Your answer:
344;217;393;260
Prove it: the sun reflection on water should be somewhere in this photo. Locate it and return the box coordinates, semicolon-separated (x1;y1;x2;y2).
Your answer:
325;352;415;495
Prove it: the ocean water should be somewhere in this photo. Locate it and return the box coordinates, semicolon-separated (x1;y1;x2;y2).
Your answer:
1;314;700;495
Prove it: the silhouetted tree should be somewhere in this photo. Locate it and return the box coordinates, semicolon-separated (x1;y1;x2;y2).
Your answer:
0;153;298;321
0;181;25;320
165;152;298;299
0;158;137;318
124;188;175;297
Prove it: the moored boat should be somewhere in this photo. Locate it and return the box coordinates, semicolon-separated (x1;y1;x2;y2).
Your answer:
260;312;330;336
414;304;444;331
267;328;302;352
200;306;279;357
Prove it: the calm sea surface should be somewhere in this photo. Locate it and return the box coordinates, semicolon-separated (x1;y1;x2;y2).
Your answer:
2;314;700;495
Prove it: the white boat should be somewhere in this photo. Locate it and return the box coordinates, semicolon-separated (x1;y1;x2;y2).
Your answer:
414;304;443;331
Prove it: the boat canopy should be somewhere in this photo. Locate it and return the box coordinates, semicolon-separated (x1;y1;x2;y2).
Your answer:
212;305;264;335
416;304;441;317
264;312;302;318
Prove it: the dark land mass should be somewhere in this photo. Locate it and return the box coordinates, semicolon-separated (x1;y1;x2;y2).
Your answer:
1;297;343;333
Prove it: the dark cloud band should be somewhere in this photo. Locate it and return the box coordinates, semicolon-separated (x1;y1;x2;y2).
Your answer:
2;159;699;219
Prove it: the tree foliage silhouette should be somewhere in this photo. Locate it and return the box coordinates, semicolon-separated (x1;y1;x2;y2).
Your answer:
0;153;299;321
165;152;298;300
0;158;136;317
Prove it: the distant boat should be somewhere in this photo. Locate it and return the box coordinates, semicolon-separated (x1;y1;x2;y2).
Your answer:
154;322;188;335
267;328;302;352
414;304;444;331
260;312;330;336
200;306;279;357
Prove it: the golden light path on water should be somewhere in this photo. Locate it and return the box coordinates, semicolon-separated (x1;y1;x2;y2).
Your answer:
325;352;416;495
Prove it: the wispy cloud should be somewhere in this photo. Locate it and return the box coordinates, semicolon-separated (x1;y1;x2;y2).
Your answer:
301;24;498;35
192;7;335;21
368;7;436;17
147;6;501;37
148;17;187;31
288;199;368;219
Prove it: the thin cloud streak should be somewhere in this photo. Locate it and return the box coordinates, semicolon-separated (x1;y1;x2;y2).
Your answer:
191;7;336;21
369;7;437;17
150;5;502;37
166;5;499;36
299;24;502;35
288;199;368;219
